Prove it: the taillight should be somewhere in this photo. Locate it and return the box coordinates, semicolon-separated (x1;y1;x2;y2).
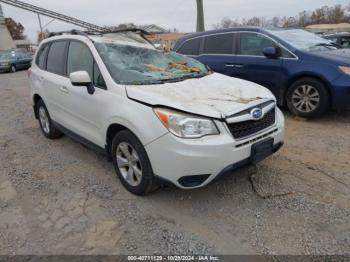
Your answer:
27;68;31;78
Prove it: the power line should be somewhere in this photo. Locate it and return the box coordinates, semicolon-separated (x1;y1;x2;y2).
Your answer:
0;0;107;32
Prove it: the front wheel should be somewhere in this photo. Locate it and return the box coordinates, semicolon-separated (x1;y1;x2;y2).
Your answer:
10;65;16;73
286;78;329;118
111;130;157;195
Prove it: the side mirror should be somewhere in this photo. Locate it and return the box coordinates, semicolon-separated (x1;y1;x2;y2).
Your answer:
70;71;95;95
263;47;279;59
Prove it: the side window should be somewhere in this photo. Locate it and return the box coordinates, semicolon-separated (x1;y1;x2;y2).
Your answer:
67;41;106;89
93;62;106;89
203;33;234;54
340;37;350;47
239;32;294;58
67;41;93;78
239;33;277;56
36;44;50;70
177;38;201;56
46;41;68;75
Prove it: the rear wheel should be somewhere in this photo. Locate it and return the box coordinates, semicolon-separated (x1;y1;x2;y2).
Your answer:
35;100;63;139
286;78;329;118
111;130;157;195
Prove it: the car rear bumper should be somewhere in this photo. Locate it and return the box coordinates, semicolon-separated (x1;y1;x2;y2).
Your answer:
146;112;285;189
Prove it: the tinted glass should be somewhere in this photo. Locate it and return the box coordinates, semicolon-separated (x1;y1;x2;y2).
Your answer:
36;44;49;69
239;33;276;56
46;41;67;75
67;41;93;79
177;38;201;55
204;34;234;54
340;37;350;47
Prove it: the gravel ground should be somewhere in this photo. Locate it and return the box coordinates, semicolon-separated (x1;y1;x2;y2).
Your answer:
0;71;349;255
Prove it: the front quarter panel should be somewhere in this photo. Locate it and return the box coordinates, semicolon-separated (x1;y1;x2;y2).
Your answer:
104;92;168;147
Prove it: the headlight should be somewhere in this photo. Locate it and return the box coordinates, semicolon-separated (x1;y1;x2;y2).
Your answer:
339;66;350;75
154;108;219;138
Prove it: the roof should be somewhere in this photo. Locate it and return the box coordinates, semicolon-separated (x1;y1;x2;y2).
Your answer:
140;24;168;33
14;39;32;45
323;32;350;37
42;33;154;50
173;27;265;49
306;23;350;30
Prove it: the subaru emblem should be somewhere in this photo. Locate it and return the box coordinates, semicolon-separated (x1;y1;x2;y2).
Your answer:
251;108;263;120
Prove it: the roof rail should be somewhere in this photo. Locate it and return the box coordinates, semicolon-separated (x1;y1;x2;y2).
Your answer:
102;28;150;35
47;29;89;37
46;28;154;47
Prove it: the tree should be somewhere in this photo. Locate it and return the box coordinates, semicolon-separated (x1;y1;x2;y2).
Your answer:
37;29;49;43
5;17;25;40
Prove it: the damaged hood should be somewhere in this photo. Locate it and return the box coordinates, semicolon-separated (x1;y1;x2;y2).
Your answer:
125;73;275;119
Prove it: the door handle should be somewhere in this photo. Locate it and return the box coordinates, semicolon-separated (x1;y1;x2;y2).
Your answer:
225;64;246;68
60;86;69;94
39;76;44;82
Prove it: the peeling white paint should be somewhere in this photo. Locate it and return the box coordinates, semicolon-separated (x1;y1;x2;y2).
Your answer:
126;73;276;119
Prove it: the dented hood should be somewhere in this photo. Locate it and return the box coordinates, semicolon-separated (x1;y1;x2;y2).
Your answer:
125;73;275;119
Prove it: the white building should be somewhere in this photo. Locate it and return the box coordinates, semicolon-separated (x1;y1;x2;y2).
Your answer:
0;4;16;51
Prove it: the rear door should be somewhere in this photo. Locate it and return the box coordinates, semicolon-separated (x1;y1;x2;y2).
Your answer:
229;32;289;97
196;33;236;76
43;40;70;125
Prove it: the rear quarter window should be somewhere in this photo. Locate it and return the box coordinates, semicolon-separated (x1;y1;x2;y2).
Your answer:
35;44;50;70
177;38;201;56
46;41;68;75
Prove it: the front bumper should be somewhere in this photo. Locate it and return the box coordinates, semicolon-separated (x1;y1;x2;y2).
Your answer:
0;65;10;72
145;110;285;189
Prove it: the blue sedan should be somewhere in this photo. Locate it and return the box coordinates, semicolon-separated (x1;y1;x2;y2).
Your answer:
174;27;350;117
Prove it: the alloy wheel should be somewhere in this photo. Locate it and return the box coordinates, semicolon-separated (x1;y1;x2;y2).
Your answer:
291;84;320;113
116;142;143;187
39;106;50;134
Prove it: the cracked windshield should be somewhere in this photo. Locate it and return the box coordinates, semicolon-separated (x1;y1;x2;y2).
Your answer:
95;43;209;85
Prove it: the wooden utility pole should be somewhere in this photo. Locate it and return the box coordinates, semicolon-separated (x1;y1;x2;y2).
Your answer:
196;0;205;32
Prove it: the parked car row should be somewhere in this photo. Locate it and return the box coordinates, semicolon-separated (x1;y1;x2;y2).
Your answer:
0;49;33;73
174;28;350;117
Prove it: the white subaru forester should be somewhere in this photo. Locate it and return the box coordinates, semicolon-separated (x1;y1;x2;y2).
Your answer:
29;30;285;195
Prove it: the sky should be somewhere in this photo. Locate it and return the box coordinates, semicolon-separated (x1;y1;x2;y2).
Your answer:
1;0;349;43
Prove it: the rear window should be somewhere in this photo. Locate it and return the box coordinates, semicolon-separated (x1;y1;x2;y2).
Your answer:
177;38;201;56
203;33;234;54
36;44;50;70
46;41;68;75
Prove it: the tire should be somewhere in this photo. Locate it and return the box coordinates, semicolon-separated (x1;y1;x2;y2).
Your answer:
286;77;329;118
35;100;63;139
10;65;16;73
111;130;157;195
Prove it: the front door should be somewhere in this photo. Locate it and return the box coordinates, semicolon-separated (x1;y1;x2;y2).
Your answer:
228;32;289;98
62;40;108;146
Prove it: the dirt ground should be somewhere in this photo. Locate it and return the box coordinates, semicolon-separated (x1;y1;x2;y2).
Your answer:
0;71;349;255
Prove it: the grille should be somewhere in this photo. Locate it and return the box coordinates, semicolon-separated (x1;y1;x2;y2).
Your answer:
227;109;275;139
